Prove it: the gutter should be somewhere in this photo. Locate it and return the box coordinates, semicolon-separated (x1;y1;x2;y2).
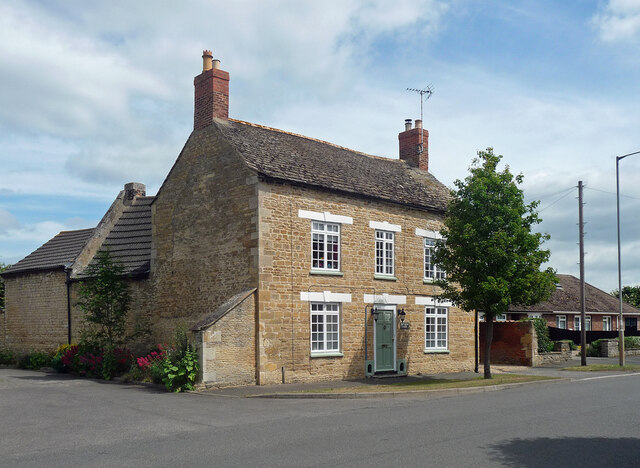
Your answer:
64;263;73;345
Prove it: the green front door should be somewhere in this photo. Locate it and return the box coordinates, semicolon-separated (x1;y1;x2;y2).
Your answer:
375;309;395;372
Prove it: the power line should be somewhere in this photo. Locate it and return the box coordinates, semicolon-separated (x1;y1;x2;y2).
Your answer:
533;186;577;200
585;186;640;201
538;187;575;213
533;187;576;213
525;186;574;207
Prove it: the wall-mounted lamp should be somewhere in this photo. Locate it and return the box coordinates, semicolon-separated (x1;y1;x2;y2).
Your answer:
397;308;406;323
371;307;379;320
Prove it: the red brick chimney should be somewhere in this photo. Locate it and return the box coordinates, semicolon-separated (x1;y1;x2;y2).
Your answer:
194;50;229;130
398;119;429;171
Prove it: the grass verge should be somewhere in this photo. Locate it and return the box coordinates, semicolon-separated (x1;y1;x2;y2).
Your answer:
299;374;556;394
563;364;640;372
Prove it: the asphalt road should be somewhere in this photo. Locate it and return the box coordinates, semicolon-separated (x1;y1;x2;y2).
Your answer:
2;368;640;467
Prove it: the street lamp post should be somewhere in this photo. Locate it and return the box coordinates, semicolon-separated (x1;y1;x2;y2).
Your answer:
616;150;640;367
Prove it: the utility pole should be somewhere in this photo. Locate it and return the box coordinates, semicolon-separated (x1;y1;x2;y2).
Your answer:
615;151;640;366
578;181;587;366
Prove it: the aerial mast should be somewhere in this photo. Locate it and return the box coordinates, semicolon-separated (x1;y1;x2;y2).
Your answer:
407;85;434;152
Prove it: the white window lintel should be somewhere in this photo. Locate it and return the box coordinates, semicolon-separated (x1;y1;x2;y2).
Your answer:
415;296;453;307
300;291;352;303
298;209;353;225
363;293;406;304
415;228;444;239
369;220;401;232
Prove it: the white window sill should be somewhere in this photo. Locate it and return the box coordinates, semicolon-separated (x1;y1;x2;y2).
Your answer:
374;274;397;281
310;352;344;358
424;349;450;354
423;278;445;284
310;270;344;277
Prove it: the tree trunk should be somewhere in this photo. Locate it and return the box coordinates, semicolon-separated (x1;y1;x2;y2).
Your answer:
484;318;493;379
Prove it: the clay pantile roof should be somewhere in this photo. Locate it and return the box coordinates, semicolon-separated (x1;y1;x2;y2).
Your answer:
191;288;256;331
1;228;94;277
215;119;451;212
509;274;640;315
86;196;154;277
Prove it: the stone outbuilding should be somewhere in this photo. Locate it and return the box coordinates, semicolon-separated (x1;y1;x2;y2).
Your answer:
1;50;475;386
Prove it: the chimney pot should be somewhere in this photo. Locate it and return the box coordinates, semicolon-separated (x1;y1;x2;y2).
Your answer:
404;119;412;131
212;59;221;70
415;119;422;129
202;50;213;71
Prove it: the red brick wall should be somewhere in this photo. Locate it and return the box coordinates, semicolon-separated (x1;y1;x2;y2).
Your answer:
479;321;535;366
398;127;429;171
193;68;229;129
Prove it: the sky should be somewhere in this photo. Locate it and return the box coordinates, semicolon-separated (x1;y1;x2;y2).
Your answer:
1;0;640;293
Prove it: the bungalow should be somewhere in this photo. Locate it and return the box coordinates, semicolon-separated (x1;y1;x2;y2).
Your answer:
507;274;640;331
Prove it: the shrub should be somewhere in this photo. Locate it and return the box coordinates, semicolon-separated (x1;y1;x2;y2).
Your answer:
0;347;15;365
159;327;199;392
50;353;64;372
587;339;603;357
100;346;131;380
136;346;165;371
123;345;166;383
624;336;640;349
102;347;117;380
150;358;166;385
520;317;554;353
77;351;103;378
30;351;51;369
61;345;80;371
50;344;73;372
160;348;199;392
16;350;51;370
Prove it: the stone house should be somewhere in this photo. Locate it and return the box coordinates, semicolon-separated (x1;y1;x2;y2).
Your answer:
1;50;475;386
507;274;640;332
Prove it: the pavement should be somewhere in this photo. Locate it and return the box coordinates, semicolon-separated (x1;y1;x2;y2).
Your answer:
197;354;640;399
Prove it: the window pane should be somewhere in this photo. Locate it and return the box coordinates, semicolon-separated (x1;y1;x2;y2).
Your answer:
310;304;340;353
425;307;447;349
311;222;339;271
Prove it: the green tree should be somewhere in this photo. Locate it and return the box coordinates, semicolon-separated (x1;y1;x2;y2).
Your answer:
434;148;556;378
0;263;10;312
611;285;640;308
78;250;131;348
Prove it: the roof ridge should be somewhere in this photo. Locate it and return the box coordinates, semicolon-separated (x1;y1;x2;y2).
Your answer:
58;228;95;234
227;118;401;163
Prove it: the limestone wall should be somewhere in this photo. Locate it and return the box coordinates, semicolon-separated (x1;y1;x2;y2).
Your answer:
150;125;259;344
256;181;475;384
2;270;153;353
197;292;256;387
2;270;68;352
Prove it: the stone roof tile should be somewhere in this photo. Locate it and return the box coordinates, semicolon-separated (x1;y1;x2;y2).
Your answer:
86;196;154;277
215;119;451;212
1;229;94;276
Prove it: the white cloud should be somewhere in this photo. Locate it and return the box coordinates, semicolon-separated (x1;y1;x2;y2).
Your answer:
0;209;20;235
592;0;640;42
0;213;97;265
1;0;639;295
0;2;169;137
